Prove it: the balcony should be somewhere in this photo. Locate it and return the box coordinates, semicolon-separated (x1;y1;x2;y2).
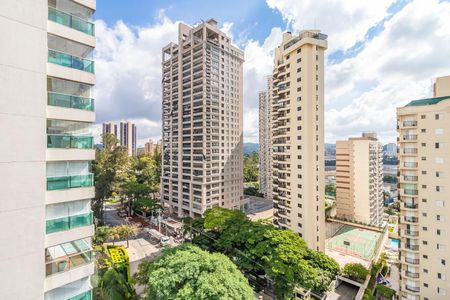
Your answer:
403;175;418;182
46;212;93;234
403;148;418;154
403;135;417;141
48;7;95;36
402;121;417;127
47;174;94;191
45;238;92;277
404;216;418;223
405;271;420;278
48;92;94;111
404;189;418;196
47;135;93;149
403;203;418;209
48;50;94;73
405;285;420;293
69;290;92;300
405;244;419;251
403;162;418;168
404;257;420;264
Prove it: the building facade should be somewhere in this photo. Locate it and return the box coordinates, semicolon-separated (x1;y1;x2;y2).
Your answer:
0;0;96;299
398;76;450;300
161;19;244;218
335;133;384;226
272;30;327;251
102;121;118;139
258;76;273;200
120;121;137;156
144;139;160;155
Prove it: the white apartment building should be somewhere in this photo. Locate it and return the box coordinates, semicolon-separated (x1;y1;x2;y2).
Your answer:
398;76;450;300
272;30;327;251
258;76;273;200
161;19;244;218
119;121;137;156
336;133;384;226
1;0;96;299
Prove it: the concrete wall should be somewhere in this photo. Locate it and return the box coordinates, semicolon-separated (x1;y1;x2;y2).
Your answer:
0;0;48;298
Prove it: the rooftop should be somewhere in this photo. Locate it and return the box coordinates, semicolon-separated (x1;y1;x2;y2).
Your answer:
405;95;450;107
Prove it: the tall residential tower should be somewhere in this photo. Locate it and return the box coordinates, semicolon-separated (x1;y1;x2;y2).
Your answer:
161;19;244;218
335;133;384;226
120;121;137;156
398;76;450;300
1;0;96;299
272;30;327;251
259;76;273;200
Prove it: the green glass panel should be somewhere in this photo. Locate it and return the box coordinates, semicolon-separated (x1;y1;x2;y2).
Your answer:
71;136;93;149
69;291;92;300
48;7;94;36
46;217;70;234
70;212;93;228
48;92;94;111
48;50;94;73
47;135;71;148
70;174;93;188
47;176;70;190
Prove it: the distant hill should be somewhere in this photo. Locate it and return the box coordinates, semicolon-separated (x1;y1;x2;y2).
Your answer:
243;143;259;155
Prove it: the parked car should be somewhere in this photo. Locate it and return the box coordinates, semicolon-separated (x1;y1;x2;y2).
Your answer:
160;236;171;247
117;210;127;217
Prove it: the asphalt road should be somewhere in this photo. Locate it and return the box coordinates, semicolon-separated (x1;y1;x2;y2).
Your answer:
104;203;126;226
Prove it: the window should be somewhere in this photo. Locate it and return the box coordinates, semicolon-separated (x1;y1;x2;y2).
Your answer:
436;201;445;207
437;229;442;235
436;114;440;120
436;157;444;164
421;129;426;133
436;142;442;149
421;115;426;119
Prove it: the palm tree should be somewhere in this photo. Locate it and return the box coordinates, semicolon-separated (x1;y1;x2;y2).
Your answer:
116;223;139;248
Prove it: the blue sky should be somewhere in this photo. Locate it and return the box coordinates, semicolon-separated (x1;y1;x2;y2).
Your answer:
96;0;285;45
92;0;450;146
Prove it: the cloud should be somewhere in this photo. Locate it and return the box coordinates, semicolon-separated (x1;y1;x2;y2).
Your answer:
94;12;178;146
266;0;395;53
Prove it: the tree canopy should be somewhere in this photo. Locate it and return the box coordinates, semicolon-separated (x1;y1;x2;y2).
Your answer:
243;151;259;182
188;207;341;299
134;244;255;300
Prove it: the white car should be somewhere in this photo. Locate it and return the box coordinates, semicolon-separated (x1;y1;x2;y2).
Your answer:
160;236;171;246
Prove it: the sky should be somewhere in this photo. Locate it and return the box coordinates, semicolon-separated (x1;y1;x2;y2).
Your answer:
92;0;450;146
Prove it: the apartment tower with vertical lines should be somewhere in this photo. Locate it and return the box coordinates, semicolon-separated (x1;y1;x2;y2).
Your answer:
272;30;327;251
161;19;244;218
259;76;273;200
397;75;450;300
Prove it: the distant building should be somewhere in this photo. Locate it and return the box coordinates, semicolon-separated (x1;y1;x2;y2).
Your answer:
383;143;397;157
144;139;160;155
102;122;118;139
398;75;450;300
120;121;137;156
336;133;384;226
258;76;273;200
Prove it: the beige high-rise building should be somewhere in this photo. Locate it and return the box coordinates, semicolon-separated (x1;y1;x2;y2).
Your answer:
398;76;450;300
259;76;273;200
1;0;96;298
161;19;244;218
335;133;384;226
144;139;160;155
272;30;327;251
120;121;137;156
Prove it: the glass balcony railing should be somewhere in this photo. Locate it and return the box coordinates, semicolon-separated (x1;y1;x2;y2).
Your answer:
46;212;93;234
47;174;94;191
69;290;92;300
46;250;92;276
47;135;93;149
48;49;94;73
48;7;94;36
48;92;94;111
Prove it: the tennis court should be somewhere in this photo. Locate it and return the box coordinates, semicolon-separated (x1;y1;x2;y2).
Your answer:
326;225;382;260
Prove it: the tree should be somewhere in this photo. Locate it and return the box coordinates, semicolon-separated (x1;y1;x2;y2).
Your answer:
342;263;369;283
383;175;398;184
325;183;336;196
116;223;140;248
93;133;131;222
133;197;162;216
134;244;255;300
243;151;259;182
98;268;135;300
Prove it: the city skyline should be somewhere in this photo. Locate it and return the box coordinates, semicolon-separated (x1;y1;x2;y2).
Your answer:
90;0;450;146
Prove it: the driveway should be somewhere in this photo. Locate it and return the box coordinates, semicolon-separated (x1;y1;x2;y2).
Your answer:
104;202;126;226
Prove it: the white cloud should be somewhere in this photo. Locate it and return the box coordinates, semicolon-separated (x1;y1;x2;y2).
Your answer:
325;0;450;143
266;0;395;53
94;12;178;143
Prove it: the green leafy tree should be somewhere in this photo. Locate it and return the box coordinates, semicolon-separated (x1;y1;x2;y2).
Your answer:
325;183;336;196
97;268;135;300
134;244;255;300
93;133;131;222
115;223;140;248
133;197;162;216
243;151;259;182
342;263;369;283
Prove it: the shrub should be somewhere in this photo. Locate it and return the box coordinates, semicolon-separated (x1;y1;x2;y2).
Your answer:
375;284;396;299
342;263;369;283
